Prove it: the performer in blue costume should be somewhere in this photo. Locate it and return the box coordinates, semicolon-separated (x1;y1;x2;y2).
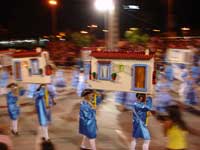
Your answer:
115;91;126;104
130;93;152;150
155;74;172;112
79;89;97;150
184;73;198;105
34;84;55;140
77;69;88;97
191;63;200;83
6;83;25;135
26;84;39;98
53;70;66;88
71;66;79;89
164;63;173;82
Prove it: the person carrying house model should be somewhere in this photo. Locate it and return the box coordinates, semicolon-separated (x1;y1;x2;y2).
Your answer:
6;83;25;136
79;89;98;150
34;84;56;141
130;93;154;150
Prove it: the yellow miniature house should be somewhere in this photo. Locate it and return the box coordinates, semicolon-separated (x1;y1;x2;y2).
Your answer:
11;50;52;84
87;50;155;94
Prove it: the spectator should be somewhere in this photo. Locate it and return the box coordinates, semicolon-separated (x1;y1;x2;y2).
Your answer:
158;105;200;150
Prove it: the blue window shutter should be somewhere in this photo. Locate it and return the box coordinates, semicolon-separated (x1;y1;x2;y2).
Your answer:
97;62;112;80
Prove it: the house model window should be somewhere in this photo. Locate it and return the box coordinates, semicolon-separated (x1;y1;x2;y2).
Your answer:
30;59;40;75
98;61;111;80
132;64;148;92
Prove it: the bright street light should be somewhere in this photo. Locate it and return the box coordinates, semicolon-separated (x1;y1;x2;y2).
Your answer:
87;24;98;28
49;0;57;6
48;0;57;34
80;31;88;34
94;0;114;12
181;27;190;31
129;27;138;31
123;5;140;10
153;29;161;32
102;29;108;32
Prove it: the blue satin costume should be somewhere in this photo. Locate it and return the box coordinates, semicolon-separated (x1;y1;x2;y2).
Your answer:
6;90;25;120
77;75;88;97
34;87;55;126
165;65;173;81
115;91;126;104
71;70;79;88
155;81;172;112
79;101;97;139
132;97;152;140
53;70;66;88
185;80;198;105
191;65;200;81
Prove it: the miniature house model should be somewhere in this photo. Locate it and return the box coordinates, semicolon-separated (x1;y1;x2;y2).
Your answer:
87;50;155;94
11;49;52;84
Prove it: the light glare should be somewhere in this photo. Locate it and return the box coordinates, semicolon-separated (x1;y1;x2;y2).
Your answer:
95;0;115;12
49;0;57;5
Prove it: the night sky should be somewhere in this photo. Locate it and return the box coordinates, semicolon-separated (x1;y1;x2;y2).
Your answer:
0;0;199;38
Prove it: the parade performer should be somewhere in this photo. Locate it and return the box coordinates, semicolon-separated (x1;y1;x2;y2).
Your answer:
26;84;39;98
79;89;97;150
115;91;126;105
130;93;152;150
53;70;66;88
6;83;25;135
191;63;200;84
71;66;79;89
184;73;198;105
155;74;172;112
164;63;173;82
34;84;55;141
77;69;88;97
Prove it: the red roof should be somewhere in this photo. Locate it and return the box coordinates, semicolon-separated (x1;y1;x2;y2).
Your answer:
91;51;154;60
12;51;41;58
81;47;97;51
0;50;14;54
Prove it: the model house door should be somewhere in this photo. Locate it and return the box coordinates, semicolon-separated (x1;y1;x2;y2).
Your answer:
13;61;22;80
132;64;148;92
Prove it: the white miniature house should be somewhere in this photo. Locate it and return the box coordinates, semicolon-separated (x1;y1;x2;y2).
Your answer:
87;50;155;94
11;50;53;84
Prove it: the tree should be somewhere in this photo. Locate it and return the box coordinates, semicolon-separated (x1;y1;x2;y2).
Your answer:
125;29;149;45
71;32;95;47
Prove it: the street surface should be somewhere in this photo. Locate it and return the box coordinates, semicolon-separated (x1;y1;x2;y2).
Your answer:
0;69;199;150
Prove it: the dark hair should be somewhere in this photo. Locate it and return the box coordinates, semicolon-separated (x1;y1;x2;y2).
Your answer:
36;84;46;91
41;140;55;150
0;142;8;150
136;93;146;101
166;105;188;131
81;89;94;97
7;83;18;88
